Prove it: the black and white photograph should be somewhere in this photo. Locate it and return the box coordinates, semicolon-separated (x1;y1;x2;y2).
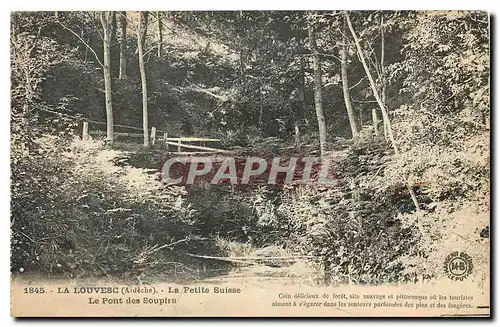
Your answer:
9;10;490;317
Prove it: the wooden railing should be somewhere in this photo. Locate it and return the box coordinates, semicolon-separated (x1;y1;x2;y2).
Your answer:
83;122;229;154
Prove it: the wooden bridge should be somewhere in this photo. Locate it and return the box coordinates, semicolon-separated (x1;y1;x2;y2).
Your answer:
82;121;231;155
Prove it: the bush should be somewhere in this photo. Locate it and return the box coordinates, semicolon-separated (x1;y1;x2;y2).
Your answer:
11;136;219;279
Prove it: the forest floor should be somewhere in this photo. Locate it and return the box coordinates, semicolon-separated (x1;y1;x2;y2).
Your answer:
199;260;318;287
13;244;318;286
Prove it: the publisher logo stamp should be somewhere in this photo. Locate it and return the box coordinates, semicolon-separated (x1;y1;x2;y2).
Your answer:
444;252;473;281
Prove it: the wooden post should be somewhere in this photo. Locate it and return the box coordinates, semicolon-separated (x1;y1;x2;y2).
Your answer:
294;123;300;149
384;120;389;142
177;139;182;152
150;127;156;146
372;109;380;137
82;121;89;141
164;132;168;151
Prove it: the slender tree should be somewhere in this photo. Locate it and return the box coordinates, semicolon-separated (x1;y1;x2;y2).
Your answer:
100;11;114;143
372;107;380;136
111;12;117;46
379;16;387;140
308;24;327;156
141;12;148;48
119;11;127;79
294;58;307;150
157;12;163;58
340;22;358;138
137;11;149;147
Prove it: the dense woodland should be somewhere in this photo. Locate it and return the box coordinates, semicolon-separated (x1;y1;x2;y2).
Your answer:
11;11;489;285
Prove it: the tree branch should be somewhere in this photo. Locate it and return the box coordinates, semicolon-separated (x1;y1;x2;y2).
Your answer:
56;15;103;67
349;76;367;90
188;86;229;102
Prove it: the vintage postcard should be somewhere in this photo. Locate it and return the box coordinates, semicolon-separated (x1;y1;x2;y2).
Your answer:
10;10;490;317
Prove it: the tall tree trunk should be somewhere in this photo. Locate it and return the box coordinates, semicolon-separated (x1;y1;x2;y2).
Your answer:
110;12;118;77
372;108;380;136
138;12;149;147
100;12;114;144
345;13;396;152
294;58;306;149
340;35;358;138
380;16;388;140
141;12;149;48
308;25;327;156
299;57;307;114
299;57;310;129
345;11;422;215
111;12;117;45
119;11;127;79
157;12;163;57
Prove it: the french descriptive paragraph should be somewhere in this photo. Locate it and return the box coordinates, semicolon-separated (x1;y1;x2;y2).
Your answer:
272;292;475;310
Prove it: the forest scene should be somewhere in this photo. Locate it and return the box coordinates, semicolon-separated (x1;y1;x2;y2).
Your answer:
11;10;490;286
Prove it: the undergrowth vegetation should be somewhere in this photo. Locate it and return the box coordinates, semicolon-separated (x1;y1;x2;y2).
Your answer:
12;137;228;279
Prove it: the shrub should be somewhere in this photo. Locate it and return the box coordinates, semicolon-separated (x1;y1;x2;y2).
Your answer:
11;136;218;279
